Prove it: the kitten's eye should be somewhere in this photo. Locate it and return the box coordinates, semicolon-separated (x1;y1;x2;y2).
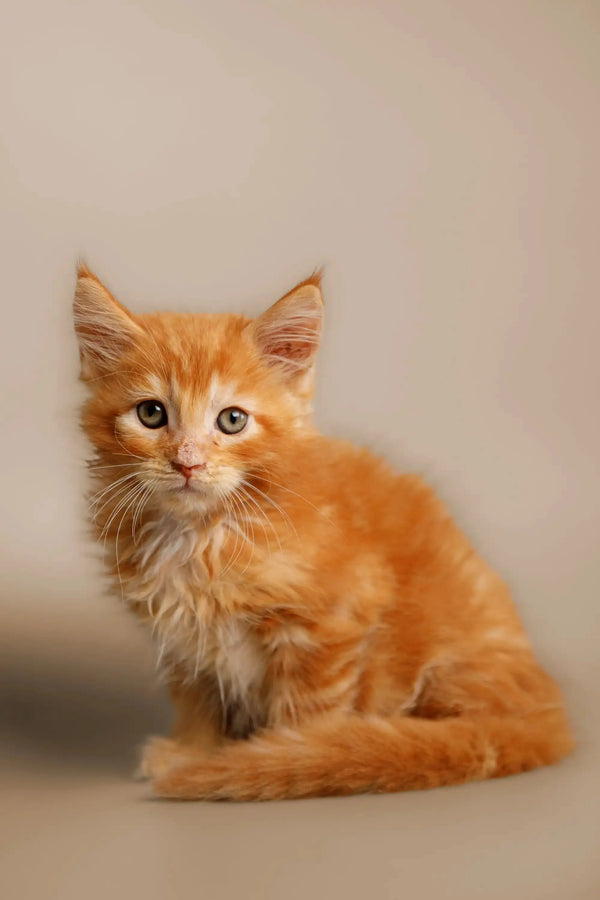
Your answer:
137;400;168;429
216;407;248;435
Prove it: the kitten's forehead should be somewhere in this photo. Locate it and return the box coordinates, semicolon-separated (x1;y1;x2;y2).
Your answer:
137;311;256;400
175;373;255;418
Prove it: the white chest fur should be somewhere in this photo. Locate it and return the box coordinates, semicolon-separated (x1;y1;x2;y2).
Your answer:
123;515;269;735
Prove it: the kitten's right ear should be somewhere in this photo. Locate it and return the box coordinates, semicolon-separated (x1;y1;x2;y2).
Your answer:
73;264;143;378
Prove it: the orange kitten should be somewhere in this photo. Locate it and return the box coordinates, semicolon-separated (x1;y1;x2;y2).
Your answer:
73;265;574;800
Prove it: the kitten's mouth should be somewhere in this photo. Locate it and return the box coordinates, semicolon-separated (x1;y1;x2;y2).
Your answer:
164;470;230;504
170;475;212;495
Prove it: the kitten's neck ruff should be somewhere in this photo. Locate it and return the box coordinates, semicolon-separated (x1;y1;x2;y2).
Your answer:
117;490;303;618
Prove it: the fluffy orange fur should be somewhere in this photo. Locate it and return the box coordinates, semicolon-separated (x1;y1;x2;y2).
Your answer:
73;265;574;800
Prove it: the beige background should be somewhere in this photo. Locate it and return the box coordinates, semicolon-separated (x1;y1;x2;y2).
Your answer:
1;1;599;897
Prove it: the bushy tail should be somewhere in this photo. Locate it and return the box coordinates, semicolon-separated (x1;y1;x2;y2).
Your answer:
153;707;574;801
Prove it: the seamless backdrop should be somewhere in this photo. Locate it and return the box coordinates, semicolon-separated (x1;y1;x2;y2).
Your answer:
1;2;599;899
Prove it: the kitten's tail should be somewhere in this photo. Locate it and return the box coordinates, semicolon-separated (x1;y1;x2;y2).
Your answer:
153;708;574;801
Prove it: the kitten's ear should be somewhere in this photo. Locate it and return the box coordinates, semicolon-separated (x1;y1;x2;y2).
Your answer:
252;274;323;379
73;264;143;378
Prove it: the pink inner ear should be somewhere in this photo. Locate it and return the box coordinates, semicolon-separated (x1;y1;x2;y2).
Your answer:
265;335;316;363
257;314;321;371
254;285;323;373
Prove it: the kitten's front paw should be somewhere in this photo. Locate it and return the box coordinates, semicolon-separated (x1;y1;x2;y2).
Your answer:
136;736;193;781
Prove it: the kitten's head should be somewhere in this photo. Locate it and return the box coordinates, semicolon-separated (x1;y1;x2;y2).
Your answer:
73;266;323;518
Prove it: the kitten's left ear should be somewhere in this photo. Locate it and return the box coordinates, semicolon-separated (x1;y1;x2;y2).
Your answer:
252;274;323;379
73;264;144;378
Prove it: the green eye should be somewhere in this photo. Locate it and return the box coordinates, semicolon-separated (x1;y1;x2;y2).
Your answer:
217;407;248;435
137;400;168;429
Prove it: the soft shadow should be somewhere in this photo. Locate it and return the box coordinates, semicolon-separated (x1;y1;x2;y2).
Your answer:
0;652;171;775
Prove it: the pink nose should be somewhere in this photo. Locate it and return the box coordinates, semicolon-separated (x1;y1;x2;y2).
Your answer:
172;462;206;480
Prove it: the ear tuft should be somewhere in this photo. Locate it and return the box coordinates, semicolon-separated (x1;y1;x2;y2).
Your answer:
76;260;95;280
73;266;142;378
298;267;324;291
253;276;323;378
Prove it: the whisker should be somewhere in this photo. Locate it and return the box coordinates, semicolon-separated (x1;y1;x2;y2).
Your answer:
100;482;145;542
221;488;257;576
132;480;157;543
235;484;279;553
223;490;251;573
87;462;141;471
91;479;142;524
114;483;147;601
89;472;139;510
113;423;146;461
251;472;332;522
228;490;257;574
220;498;241;577
239;478;299;543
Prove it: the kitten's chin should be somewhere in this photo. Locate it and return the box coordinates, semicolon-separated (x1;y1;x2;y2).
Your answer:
159;482;223;519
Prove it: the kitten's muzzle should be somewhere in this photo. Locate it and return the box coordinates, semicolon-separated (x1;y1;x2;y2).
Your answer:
171;461;207;482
